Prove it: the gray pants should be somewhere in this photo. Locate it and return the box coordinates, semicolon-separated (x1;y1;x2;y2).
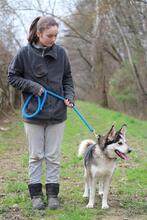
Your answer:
24;122;65;184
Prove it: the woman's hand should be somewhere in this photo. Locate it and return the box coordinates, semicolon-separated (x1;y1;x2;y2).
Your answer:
38;87;44;96
64;99;73;108
35;87;44;96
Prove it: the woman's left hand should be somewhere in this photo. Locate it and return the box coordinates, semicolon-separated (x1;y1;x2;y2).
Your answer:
64;99;73;108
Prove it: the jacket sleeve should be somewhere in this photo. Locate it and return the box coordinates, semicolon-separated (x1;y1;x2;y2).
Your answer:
62;50;75;104
8;48;42;94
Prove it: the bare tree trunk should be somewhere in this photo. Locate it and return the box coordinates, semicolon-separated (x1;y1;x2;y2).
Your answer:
110;5;146;99
100;51;109;107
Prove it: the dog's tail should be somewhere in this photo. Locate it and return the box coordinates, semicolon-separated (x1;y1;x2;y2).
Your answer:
78;139;96;157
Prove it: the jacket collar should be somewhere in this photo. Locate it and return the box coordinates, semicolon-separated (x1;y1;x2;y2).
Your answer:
29;43;57;59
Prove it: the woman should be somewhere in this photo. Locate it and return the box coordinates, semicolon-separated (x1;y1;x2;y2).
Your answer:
8;16;75;210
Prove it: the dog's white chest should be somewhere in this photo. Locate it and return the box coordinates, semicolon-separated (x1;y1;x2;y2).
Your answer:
91;160;116;177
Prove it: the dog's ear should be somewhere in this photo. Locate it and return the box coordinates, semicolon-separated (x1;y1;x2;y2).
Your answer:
118;124;127;136
98;125;116;150
106;125;116;141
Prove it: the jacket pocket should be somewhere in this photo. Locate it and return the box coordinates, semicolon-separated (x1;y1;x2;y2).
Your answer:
48;77;63;95
45;77;63;107
33;64;48;78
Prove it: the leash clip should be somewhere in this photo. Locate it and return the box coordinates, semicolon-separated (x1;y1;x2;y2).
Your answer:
92;129;98;139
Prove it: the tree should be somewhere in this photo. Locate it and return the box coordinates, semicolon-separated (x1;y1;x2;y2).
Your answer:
63;0;147;118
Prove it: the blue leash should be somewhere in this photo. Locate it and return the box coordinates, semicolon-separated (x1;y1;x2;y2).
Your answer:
22;89;97;137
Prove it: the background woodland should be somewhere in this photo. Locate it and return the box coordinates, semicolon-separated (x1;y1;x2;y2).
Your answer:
0;0;147;119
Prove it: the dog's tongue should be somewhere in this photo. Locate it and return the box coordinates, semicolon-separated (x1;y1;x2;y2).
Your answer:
115;150;129;160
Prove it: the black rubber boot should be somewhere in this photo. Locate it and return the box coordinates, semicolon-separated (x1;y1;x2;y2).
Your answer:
46;183;60;209
28;183;45;210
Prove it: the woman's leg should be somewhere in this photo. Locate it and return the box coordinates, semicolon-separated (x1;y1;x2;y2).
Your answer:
44;122;65;184
24;122;45;209
44;122;65;209
24;122;45;184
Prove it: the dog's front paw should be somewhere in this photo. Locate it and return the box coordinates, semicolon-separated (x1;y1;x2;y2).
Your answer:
102;204;109;209
86;203;94;209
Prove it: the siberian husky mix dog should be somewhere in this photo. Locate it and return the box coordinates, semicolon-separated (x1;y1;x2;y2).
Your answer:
78;124;132;209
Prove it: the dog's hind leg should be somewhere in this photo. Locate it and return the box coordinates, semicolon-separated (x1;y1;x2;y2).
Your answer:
99;180;104;196
83;182;89;198
86;176;96;208
83;169;89;198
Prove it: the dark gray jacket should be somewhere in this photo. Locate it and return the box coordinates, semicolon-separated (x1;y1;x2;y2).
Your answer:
8;43;75;124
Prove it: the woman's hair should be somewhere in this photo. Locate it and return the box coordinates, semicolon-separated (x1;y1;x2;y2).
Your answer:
27;16;59;44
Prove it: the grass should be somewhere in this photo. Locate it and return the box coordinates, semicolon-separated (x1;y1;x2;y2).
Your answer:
0;100;147;220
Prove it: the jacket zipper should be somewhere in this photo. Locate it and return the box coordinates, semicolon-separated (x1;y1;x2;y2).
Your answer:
42;49;45;57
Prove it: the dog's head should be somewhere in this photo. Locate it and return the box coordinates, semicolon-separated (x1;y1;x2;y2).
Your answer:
98;124;132;160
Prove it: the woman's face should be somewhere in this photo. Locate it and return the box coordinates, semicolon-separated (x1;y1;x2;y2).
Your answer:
37;25;58;47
